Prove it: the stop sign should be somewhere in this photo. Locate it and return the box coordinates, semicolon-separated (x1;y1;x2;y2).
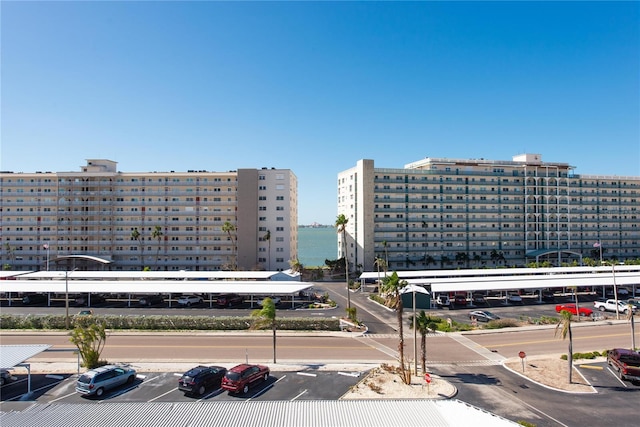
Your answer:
519;351;526;359
424;373;432;384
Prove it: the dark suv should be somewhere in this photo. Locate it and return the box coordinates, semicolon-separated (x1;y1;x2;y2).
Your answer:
178;365;227;396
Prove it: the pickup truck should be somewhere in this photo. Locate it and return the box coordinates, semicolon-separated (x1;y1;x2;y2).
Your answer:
593;299;636;314
607;348;640;384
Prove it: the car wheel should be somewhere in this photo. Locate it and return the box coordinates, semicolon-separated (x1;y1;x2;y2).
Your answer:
599;306;606;312
187;302;191;307
0;377;5;386
198;385;206;395
242;384;249;394
127;375;135;384
95;387;104;397
263;373;269;382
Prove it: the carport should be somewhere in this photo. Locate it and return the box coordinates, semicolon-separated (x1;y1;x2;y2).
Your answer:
0;344;52;395
0;279;314;309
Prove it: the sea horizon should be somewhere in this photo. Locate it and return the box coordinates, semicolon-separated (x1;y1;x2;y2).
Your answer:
297;226;337;267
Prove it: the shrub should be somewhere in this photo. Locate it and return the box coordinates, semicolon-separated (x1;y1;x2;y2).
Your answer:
0;314;341;332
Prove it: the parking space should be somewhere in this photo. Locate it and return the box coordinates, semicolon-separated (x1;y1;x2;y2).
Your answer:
1;369;367;404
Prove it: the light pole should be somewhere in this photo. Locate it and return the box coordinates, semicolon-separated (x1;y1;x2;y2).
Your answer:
594;241;603;265
413;289;417;375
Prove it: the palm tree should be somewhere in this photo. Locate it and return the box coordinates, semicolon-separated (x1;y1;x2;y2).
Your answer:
251;297;277;363
335;214;351;310
263;230;271;270
222;220;237;270
288;258;303;275
409;311;438;374
131;228;144;270
152;226;163;270
381;271;411;384
555;309;574;383
382;240;389;269
473;254;482;267
625;301;636;350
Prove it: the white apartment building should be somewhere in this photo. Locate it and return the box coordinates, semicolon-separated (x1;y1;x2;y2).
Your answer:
0;159;298;271
338;154;639;272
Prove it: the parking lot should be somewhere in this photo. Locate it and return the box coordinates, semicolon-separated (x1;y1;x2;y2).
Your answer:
1;367;366;405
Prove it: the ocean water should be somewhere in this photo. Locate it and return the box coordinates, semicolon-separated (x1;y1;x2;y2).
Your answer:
297;226;337;267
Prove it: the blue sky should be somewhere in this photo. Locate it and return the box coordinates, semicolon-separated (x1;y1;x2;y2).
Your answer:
2;1;638;225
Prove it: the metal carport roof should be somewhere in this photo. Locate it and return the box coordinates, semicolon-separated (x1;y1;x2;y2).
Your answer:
0;399;518;426
0;345;51;370
0;280;312;295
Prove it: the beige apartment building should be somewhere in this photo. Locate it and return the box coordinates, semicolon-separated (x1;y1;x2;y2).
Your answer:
0;159;298;271
338;154;639;272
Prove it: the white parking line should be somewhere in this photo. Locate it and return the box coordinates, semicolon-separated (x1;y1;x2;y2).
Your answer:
148;387;178;402
297;372;317;377
606;367;629;387
291;389;307;401
338;371;360;378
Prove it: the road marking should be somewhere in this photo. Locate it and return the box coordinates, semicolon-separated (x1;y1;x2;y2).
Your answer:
48;391;77;403
338;371;360;378
297;372;317;377
291;389;307;400
579;365;603;370
606;366;629;387
148;387;178;402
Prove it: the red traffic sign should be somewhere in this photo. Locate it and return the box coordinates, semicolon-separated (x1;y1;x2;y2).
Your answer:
424;373;432;383
519;351;526;359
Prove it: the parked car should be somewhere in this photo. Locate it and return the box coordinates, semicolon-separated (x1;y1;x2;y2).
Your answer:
469;310;500;322
177;295;203;307
607;348;640;384
74;294;106;306
22;293;48;305
1;369;16;386
507;293;523;305
138;294;164;306
221;364;270;394
555;303;593;317
593;299;636;314
76;309;94;316
536;289;556;302
217;294;243;307
452;294;468;308
435;295;450;308
625;298;640;310
471;293;488;306
178;365;227;396
257;296;281;306
75;364;137;397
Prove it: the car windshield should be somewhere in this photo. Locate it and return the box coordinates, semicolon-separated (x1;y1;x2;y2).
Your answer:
225;372;241;381
77;374;93;384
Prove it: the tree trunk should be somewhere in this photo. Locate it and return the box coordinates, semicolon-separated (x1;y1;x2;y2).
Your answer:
568;325;573;384
421;333;427;374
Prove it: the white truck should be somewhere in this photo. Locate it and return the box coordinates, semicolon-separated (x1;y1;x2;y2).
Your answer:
593;299;636;314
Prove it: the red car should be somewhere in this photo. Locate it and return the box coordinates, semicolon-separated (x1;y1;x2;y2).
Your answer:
221;364;270;394
555;303;593;317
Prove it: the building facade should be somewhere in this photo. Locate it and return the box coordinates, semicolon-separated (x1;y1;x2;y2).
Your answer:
337;154;639;272
0;160;298;271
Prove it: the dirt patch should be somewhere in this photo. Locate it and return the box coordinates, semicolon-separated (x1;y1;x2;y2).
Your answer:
341;364;456;399
503;355;597;393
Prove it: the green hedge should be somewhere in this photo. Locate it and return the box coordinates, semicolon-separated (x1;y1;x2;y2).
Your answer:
0;314;340;332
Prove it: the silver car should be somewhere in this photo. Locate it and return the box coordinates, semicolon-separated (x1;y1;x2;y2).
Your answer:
76;364;137;397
